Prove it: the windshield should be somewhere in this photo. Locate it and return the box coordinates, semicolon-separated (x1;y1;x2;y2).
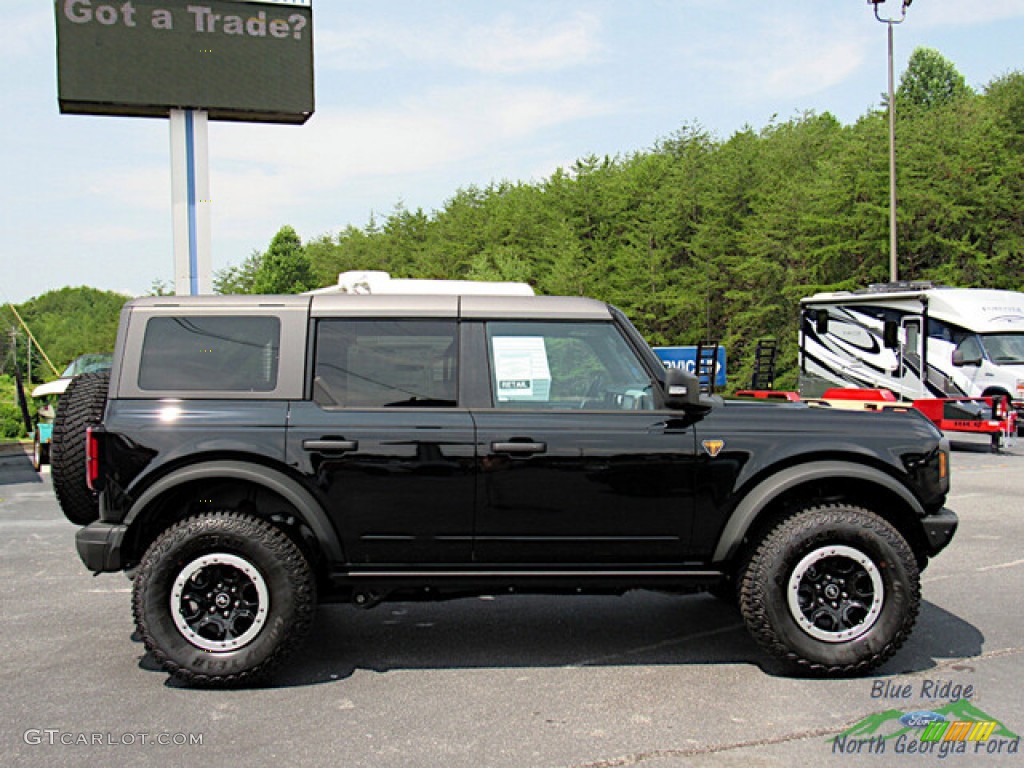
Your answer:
61;353;113;377
980;333;1024;364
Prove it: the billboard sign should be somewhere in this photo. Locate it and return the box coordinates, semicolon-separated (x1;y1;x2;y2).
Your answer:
55;0;314;123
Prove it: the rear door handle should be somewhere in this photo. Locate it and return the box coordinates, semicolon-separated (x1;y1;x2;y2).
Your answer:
491;441;546;455
303;439;358;453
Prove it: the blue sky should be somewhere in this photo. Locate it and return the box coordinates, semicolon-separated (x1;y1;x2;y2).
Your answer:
3;0;1023;304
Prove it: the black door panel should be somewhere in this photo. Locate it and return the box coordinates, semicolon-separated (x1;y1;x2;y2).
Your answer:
474;411;697;564
288;407;476;565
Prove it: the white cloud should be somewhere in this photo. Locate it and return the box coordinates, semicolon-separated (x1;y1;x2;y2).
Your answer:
199;84;611;239
317;11;601;74
679;15;871;104
451;12;601;74
211;85;609;186
757;39;866;101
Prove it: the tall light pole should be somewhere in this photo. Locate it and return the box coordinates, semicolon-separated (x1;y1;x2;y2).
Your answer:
869;0;912;284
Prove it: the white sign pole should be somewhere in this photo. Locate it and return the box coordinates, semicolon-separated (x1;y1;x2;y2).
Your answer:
170;109;212;295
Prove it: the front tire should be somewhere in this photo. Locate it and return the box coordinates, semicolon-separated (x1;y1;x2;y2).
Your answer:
133;512;316;686
739;503;919;676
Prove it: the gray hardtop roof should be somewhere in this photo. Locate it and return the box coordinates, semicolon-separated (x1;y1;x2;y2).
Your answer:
129;293;612;320
127;294;312;309
460;295;611;320
310;293;612;319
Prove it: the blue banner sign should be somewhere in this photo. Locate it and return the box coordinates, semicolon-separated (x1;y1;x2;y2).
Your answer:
653;346;727;387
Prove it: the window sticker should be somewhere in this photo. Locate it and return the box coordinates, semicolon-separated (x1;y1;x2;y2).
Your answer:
492;337;551;402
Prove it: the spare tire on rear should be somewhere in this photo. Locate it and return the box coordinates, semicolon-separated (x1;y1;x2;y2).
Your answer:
51;371;110;525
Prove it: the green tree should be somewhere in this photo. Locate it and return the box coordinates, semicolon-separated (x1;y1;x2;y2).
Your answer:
250;226;315;294
897;47;973;111
214;251;262;294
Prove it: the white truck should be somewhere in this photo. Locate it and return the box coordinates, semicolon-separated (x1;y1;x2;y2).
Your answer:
799;283;1024;430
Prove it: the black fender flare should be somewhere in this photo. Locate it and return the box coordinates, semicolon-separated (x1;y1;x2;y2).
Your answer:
712;460;925;563
125;460;344;563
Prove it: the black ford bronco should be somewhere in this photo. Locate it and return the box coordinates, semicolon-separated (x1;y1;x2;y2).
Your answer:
53;289;957;685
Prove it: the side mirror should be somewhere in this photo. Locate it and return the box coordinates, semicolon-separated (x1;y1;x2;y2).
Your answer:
883;320;899;350
815;310;829;335
663;368;701;410
952;347;982;367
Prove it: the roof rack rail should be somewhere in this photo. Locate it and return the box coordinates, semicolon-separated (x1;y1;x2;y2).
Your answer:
857;281;946;294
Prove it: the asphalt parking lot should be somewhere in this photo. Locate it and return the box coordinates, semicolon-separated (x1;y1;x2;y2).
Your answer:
1;436;1022;768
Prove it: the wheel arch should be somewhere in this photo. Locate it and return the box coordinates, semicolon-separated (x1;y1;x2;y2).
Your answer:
712;460;928;565
122;460;344;567
980;386;1011;398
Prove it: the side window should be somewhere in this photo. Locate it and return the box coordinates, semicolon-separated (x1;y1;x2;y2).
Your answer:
928;319;953;342
957;335;984;361
138;316;280;392
928;319;971;346
904;320;921;354
313;319;458;407
486;321;654;410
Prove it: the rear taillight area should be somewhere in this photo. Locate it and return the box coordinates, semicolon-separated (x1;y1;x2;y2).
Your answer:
86;427;102;492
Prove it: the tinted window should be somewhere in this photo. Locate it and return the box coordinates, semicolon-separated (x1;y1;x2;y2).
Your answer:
139;316;280;391
486;321;654;410
314;320;458;407
927;318;971;344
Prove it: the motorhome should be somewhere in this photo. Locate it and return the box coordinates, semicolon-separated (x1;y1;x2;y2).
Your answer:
799;283;1024;423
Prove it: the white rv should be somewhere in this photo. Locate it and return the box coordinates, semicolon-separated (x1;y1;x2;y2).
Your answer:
799;283;1024;420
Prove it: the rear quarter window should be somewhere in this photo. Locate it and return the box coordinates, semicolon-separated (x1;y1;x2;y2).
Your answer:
138;316;280;392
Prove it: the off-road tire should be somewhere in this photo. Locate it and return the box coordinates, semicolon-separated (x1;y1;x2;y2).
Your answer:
133;511;316;687
51;372;109;525
738;503;919;676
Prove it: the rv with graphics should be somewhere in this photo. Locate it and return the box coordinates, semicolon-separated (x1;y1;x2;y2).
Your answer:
799;283;1024;427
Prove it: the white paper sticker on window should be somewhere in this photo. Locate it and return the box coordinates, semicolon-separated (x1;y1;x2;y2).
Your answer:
492;337;551;401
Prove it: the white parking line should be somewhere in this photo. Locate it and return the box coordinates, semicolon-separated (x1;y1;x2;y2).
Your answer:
977;558;1024;573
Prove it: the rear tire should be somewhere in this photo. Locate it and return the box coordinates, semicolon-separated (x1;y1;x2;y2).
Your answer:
133;511;316;687
739;503;919;676
50;372;109;525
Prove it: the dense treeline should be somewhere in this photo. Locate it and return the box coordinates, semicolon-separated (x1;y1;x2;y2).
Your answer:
223;54;1024;391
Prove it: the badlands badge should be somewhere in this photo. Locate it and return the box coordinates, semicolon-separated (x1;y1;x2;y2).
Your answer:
702;439;725;458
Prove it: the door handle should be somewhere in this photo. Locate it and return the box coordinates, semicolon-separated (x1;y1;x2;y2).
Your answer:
491;441;546;455
303;439;358;453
